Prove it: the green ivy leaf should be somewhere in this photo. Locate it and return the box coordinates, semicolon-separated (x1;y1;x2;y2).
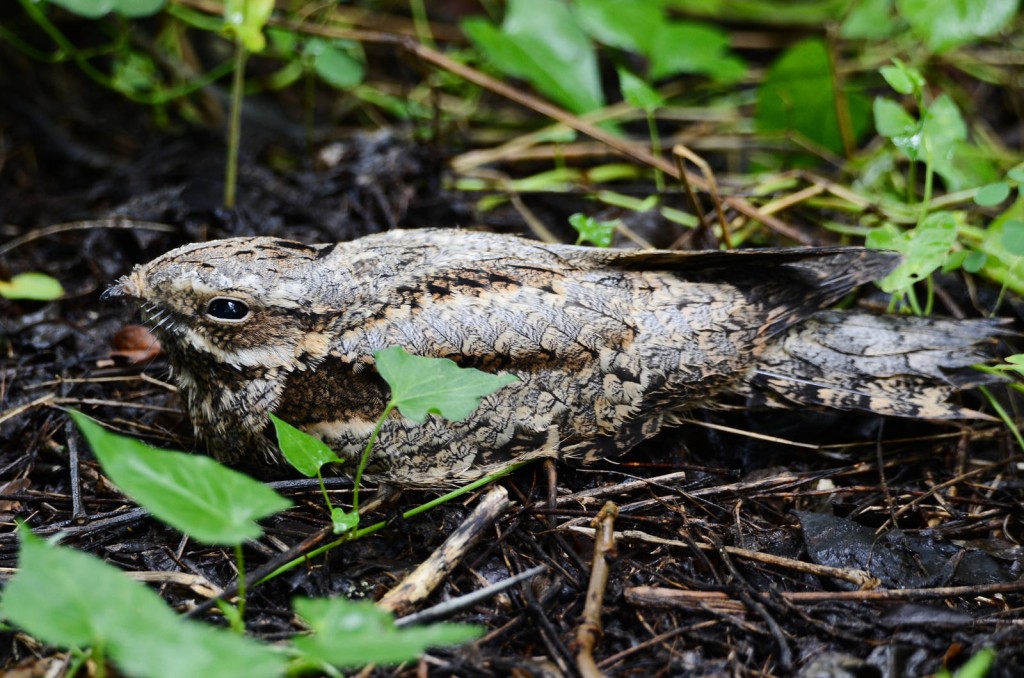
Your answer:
867;212;959;292
1008;162;1024;184
374;347;518;424
462;0;604;114
71;411;291;545
880;59;925;96
1001;219;1024;256
330;507;359;535
617;68;663;111
963;251;988;273
840;0;897;39
1;526;286;678
757;38;871;157
897;0;1019;53
569;213;618;248
1;525;174;650
921;94;967;164
45;0;165;18
271;414;340;477
291;597;481;669
647;22;739;82
873;97;921;160
573;0;660;52
307;39;365;89
0;272;64;301
975;182;1011;207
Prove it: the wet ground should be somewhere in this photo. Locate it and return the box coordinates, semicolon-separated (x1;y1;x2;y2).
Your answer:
3;23;1024;678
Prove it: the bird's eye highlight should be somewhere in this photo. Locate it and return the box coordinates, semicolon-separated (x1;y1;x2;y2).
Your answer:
206;297;250;322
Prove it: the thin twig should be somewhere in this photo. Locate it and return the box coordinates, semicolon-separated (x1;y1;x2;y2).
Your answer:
565;526;880;589
575;501;617;678
395;564;547;627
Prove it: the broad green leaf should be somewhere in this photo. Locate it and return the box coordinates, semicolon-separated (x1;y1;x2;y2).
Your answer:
271;414;340;477
267;27;298;54
462;0;604;114
330;507;359;534
1001;219;1024;256
71;411;291;544
569;213;618;248
935;140;1001;192
897;0;1019;53
2;525;177;650
618;68;663;111
963;251;988;273
224;0;275;52
975;182;1011;206
757;38;871;157
307;39;365;89
647;22;742;82
867;212;959;292
292;597;481;669
873;97;921;159
46;0;164;18
922;94;979;191
374;347;518;424
115;608;285;678
0;272;63;301
1008;162;1024;184
840;0;897;39
880;59;924;96
2;526;286;678
112;0;164;16
111;50;159;95
921;94;967;161
574;0;661;52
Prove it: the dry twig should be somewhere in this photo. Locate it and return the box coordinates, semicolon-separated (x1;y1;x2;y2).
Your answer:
575;501;618;678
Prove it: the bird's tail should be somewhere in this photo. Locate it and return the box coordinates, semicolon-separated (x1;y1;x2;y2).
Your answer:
740;311;1010;419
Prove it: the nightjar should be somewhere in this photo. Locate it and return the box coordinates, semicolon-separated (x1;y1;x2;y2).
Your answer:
104;229;1003;486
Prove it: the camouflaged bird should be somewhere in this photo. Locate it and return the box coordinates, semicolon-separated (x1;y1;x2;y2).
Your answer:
104;229;1003;486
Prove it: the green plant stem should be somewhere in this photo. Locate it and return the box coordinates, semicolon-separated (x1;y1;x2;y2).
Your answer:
978;385;1024;453
974;365;1024;396
93;644;107;678
907;160;917;204
991;256;1019;315
257;462;529;585
224;39;248;208
645;110;664;193
316;470;334;513
408;0;435;48
352;403;394;514
920;158;935;223
234;543;247;631
923;276;935;316
905;284;923;316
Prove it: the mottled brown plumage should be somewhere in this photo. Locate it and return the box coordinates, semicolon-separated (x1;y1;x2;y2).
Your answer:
105;229;1003;486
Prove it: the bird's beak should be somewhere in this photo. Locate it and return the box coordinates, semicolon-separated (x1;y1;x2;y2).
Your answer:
100;282;126;301
101;272;143;301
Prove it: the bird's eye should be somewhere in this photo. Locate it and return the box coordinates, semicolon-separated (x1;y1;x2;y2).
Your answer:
206;297;250;322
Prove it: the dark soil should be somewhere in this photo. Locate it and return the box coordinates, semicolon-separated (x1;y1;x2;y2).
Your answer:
2;14;1024;678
